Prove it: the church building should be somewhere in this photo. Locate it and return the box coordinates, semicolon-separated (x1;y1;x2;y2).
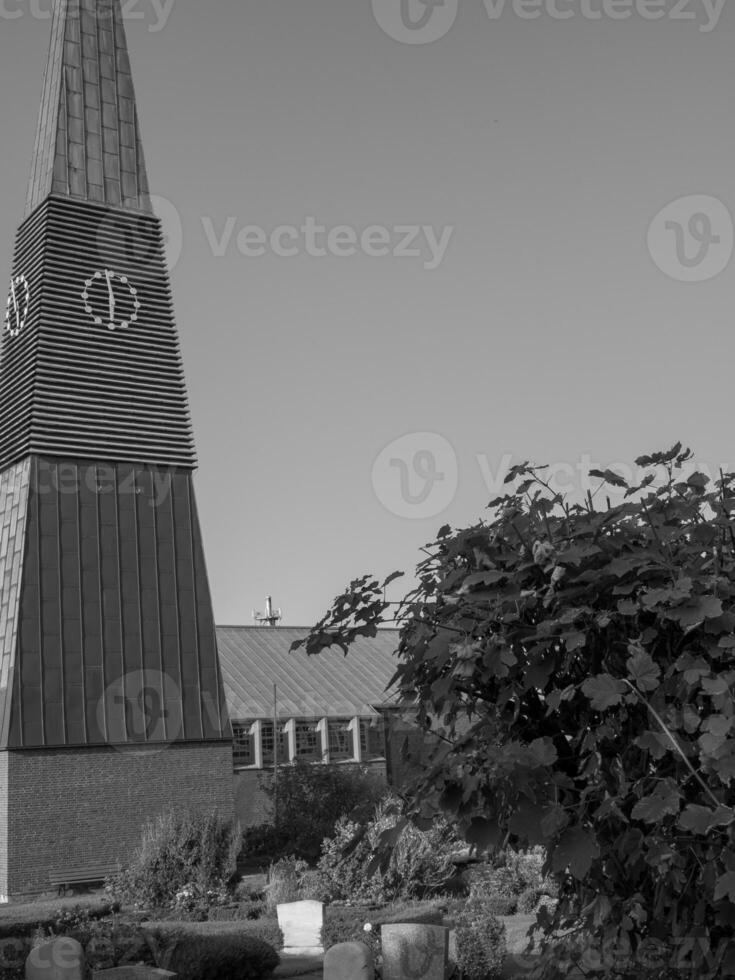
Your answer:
0;0;424;901
0;0;234;898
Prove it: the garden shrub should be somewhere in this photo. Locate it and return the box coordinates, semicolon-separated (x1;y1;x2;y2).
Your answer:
297;444;735;980
263;856;310;912
517;886;542;914
82;918;153;971
454;895;507;980
198;914;284;949
206;899;267;921
466;847;550;905
236;918;284;951
243;761;383;862
31;910;156;974
108;809;240;912
481;894;518;916
0;898;116;940
0;936;32;980
142;921;279;980
318;795;460;903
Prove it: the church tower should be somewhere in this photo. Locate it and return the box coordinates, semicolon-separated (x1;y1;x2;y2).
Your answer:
0;0;233;897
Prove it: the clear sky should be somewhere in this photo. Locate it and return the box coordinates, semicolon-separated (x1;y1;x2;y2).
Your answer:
0;0;734;627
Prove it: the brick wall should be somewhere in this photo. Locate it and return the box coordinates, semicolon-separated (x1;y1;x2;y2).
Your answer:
233;760;388;828
0;753;7;902
2;741;233;898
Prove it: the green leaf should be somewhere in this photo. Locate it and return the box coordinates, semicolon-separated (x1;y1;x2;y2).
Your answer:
703;677;730;696
582;674;628;711
687;471;709;489
563;631;586;652
540;804;569;838
634;731;671;759
551;826;600;880
631;781;682;823
461;570;507;589
527;737;558;767
678;804;734;835
715;871;735;902
589;468;628;489
627;648;661;692
682;704;702;732
666;596;724;628
703;715;733;738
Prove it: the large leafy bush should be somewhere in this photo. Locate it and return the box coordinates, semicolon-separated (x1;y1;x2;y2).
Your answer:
108;810;240;912
243;761;383;862
317;794;460;903
297;445;735;979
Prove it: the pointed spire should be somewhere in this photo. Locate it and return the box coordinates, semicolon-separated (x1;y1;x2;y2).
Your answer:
26;0;152;217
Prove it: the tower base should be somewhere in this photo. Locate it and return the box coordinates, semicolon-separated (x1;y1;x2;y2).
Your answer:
0;742;233;899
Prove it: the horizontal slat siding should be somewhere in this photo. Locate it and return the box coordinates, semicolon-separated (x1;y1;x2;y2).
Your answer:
0;196;195;469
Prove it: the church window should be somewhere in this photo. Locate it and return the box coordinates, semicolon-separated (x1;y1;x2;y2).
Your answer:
295;720;322;761
360;717;385;760
328;718;354;760
232;724;255;767
261;721;288;765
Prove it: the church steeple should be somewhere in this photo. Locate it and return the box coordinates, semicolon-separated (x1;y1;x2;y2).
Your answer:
0;0;193;471
0;0;234;899
26;0;151;217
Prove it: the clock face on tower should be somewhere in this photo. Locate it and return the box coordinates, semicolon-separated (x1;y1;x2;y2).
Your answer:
81;269;141;331
4;274;30;338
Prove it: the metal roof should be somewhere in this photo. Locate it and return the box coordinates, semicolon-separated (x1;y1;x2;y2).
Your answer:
216;626;401;722
27;0;151;218
1;458;231;749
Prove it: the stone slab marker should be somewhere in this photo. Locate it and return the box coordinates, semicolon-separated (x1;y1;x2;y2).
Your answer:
26;937;84;980
381;924;448;980
324;942;374;980
276;899;325;954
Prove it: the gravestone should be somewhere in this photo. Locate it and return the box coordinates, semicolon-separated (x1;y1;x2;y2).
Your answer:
92;969;177;980
25;937;84;980
381;924;448;980
447;929;457;971
324;941;374;980
276;900;324;954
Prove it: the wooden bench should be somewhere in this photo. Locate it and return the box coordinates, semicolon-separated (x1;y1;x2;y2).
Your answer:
49;864;122;896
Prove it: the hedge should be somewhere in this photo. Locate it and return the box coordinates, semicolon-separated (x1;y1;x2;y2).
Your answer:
142;921;279;980
0;898;116;939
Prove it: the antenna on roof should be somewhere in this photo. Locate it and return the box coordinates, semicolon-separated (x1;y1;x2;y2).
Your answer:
253;595;282;627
